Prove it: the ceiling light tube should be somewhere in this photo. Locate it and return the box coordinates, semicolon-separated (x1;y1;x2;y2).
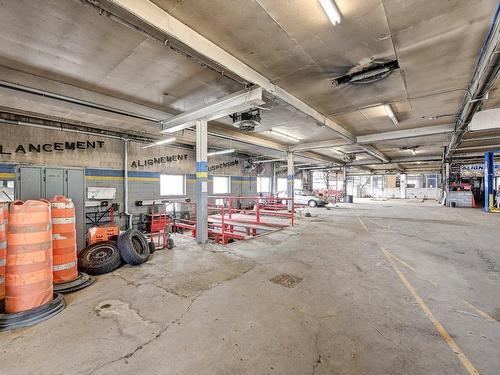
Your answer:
207;148;235;156
269;129;300;143
384;104;399;126
142;137;176;148
318;0;342;26
411;149;417;156
329;148;344;155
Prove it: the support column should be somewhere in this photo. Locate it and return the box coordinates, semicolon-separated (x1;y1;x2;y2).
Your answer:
287;152;294;211
370;175;374;197
123;138;132;229
444;162;450;206
400;174;406;199
342;166;347;199
272;162;276;195
484;152;494;212
196;120;208;243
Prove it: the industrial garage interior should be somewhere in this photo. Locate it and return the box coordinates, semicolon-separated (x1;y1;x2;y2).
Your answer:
0;0;499;374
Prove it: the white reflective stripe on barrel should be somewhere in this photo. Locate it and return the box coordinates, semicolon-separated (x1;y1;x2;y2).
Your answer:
0;276;4;283
0;240;5;249
52;217;76;224
53;233;68;240
51;202;75;209
0;259;5;266
53;261;77;271
0;223;4;231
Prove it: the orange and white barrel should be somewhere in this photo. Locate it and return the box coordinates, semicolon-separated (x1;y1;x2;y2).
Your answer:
0;205;6;301
5;200;53;313
49;196;78;284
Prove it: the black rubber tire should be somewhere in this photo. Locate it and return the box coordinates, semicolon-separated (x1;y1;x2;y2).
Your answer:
53;272;95;294
148;241;156;254
0;293;65;331
166;237;174;249
308;200;317;207
118;229;150;266
78;241;122;276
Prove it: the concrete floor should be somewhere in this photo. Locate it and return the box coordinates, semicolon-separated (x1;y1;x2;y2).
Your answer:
1;199;499;375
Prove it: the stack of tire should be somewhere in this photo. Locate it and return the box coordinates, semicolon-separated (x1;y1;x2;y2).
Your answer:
78;229;150;276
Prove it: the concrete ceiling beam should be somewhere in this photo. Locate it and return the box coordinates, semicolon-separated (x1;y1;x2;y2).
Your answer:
357;144;390;163
160;87;265;133
106;0;356;143
288;138;351;152
357;124;455;144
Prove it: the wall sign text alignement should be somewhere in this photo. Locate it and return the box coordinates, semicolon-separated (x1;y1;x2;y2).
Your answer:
131;154;189;168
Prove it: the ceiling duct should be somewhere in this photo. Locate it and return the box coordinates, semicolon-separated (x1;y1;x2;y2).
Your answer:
230;108;261;131
333;59;399;85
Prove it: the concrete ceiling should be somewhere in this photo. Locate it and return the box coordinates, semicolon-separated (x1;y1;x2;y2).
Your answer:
0;0;498;173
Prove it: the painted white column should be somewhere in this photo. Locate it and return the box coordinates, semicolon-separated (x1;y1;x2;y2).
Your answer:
287;152;294;211
196;120;208;244
400;174;407;199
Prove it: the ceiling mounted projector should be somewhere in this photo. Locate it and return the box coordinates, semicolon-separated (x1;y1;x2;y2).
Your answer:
230;108;261;131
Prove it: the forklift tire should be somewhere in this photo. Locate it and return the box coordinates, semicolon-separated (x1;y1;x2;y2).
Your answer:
148;241;156;254
166;237;174;250
118;229;150;266
78;241;122;276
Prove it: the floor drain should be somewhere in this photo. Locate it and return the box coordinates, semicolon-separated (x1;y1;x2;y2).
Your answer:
270;273;303;288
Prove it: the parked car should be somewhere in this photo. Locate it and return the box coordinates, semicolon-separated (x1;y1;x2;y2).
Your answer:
277;189;328;207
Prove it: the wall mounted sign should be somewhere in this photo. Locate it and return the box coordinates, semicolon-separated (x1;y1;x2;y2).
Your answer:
130;153;189;168
460;163;500;177
208;159;239;172
0;140;105;155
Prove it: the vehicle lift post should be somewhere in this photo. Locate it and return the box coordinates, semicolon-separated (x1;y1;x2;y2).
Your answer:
484;150;499;213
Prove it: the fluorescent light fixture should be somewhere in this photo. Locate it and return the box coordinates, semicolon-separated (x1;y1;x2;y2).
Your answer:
318;0;342;26
142;137;176;149
207;148;235;157
269;129;300;143
329;148;344;155
384;104;399;126
410;149;417;156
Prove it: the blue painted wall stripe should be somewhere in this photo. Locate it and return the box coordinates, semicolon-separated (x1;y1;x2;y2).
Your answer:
0;164;15;173
196;161;208;172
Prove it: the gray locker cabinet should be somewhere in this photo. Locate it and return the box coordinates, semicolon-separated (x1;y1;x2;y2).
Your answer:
16;166;86;251
45;168;65;197
66;169;85;251
18;167;43;201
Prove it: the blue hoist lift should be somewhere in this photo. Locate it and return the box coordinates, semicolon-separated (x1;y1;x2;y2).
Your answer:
484;151;500;213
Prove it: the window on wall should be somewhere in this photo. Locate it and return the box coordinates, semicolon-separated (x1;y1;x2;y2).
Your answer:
277;178;302;192
425;174;438;188
277;178;287;192
160;174;185;196
312;171;327;189
213;176;230;194
257;177;271;193
0;180;14;202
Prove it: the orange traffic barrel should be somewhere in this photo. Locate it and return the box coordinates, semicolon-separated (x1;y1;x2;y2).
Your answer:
49;196;78;284
0;205;5;302
5;200;53;313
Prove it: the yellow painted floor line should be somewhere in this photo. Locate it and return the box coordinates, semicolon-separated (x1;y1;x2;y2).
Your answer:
387;252;417;272
381;247;479;375
463;300;498;323
357;216;369;233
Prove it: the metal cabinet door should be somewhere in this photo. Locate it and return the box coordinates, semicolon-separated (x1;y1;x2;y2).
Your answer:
45;168;65;198
18;166;42;201
66;169;85;252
